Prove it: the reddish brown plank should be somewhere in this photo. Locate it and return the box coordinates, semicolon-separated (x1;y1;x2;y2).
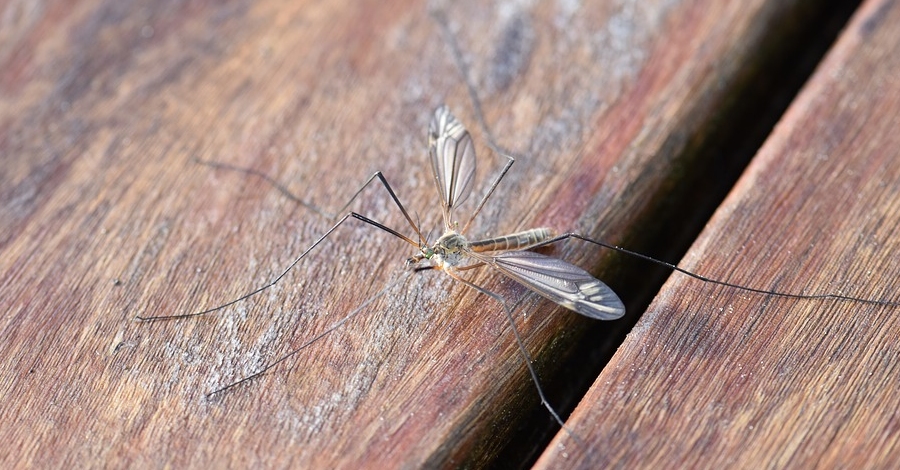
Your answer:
0;0;857;467
537;0;900;467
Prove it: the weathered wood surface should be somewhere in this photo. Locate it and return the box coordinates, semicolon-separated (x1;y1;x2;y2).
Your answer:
537;0;900;467
0;0;876;467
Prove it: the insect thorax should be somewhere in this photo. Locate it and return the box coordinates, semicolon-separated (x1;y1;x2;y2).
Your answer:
430;231;469;268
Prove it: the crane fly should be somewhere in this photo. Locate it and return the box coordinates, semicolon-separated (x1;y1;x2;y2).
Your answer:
138;105;899;434
138;105;626;431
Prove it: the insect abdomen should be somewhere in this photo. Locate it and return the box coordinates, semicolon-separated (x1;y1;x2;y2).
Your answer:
470;228;555;252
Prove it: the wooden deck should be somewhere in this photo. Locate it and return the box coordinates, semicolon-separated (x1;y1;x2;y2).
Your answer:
2;0;898;468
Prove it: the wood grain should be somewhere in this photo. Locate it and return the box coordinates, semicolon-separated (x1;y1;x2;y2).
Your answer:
536;0;900;467
0;0;870;467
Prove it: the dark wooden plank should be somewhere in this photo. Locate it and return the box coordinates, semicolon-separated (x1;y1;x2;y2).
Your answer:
0;0;856;467
536;0;900;467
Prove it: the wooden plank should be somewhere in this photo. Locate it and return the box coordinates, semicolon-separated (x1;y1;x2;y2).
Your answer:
0;0;858;467
536;0;900;467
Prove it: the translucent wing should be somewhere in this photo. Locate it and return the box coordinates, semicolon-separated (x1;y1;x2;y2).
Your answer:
429;106;476;226
488;250;625;320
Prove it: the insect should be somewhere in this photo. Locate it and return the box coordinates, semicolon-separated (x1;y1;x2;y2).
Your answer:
138;104;628;429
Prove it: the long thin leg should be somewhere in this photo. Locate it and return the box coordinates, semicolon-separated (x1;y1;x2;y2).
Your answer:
136;211;418;321
138;170;427;321
461;154;514;235
194;158;428;244
206;271;412;397
444;270;584;446
535;232;900;307
330;172;428;246
429;6;527;235
428;6;522;161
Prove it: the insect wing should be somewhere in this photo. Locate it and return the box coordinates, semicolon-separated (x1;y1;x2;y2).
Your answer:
429;106;476;221
490;250;625;320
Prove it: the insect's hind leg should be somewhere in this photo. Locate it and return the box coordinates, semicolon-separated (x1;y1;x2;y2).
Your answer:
444;270;585;446
538;232;900;307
